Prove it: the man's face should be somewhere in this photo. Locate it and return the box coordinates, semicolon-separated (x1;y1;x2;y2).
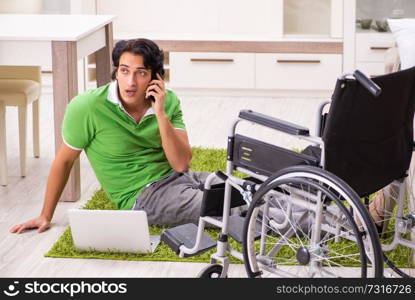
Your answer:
116;52;152;106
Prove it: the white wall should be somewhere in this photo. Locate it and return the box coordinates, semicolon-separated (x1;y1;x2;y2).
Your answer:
42;0;70;14
0;0;42;13
96;0;283;37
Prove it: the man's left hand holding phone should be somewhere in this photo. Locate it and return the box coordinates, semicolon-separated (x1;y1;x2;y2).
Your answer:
146;72;166;116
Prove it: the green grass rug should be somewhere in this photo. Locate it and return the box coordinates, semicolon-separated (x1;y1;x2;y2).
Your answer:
45;147;243;263
45;147;414;269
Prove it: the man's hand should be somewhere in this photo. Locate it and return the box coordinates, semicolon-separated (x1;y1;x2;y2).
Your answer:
9;215;51;234
146;73;166;116
9;143;81;235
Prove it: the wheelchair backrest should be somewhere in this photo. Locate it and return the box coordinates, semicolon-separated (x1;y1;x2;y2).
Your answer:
322;66;415;197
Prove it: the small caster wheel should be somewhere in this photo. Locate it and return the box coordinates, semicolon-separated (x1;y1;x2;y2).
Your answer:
198;264;226;278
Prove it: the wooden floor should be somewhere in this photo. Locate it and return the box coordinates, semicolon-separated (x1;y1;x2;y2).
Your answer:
2;74;409;277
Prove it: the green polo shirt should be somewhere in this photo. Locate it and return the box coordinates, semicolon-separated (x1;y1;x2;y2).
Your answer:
62;81;186;210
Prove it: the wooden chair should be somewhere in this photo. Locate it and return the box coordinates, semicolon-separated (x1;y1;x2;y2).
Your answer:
0;66;41;186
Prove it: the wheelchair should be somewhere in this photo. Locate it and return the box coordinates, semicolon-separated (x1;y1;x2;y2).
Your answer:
161;65;415;278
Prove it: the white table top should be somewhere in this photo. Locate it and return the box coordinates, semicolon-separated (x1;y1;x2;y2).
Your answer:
116;31;342;43
0;14;116;41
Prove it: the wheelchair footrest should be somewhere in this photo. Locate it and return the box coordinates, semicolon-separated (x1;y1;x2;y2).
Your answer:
161;223;217;258
227;215;261;243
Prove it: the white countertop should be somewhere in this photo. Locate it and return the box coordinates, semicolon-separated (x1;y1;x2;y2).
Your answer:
116;31;342;43
0;14;116;41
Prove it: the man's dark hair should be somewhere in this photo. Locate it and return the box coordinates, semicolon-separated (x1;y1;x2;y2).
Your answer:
111;38;165;80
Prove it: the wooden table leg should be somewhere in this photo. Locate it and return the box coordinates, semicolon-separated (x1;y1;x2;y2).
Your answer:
52;41;80;202
0;100;7;186
95;23;113;86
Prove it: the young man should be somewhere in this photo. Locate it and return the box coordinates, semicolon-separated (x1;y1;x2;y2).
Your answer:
10;38;213;234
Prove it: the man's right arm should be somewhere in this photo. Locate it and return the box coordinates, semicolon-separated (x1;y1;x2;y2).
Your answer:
10;143;81;234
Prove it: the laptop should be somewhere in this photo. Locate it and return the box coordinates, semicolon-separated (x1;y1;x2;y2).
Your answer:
68;209;160;253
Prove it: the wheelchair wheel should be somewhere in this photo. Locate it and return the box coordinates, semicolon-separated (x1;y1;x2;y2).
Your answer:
242;166;383;278
198;264;225;278
383;253;412;278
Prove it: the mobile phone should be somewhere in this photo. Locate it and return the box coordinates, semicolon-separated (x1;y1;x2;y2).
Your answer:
147;72;158;102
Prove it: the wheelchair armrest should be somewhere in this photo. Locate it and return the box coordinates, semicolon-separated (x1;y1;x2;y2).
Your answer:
239;109;310;136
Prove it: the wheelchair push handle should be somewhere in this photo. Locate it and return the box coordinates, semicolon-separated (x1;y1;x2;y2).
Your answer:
353;69;382;98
